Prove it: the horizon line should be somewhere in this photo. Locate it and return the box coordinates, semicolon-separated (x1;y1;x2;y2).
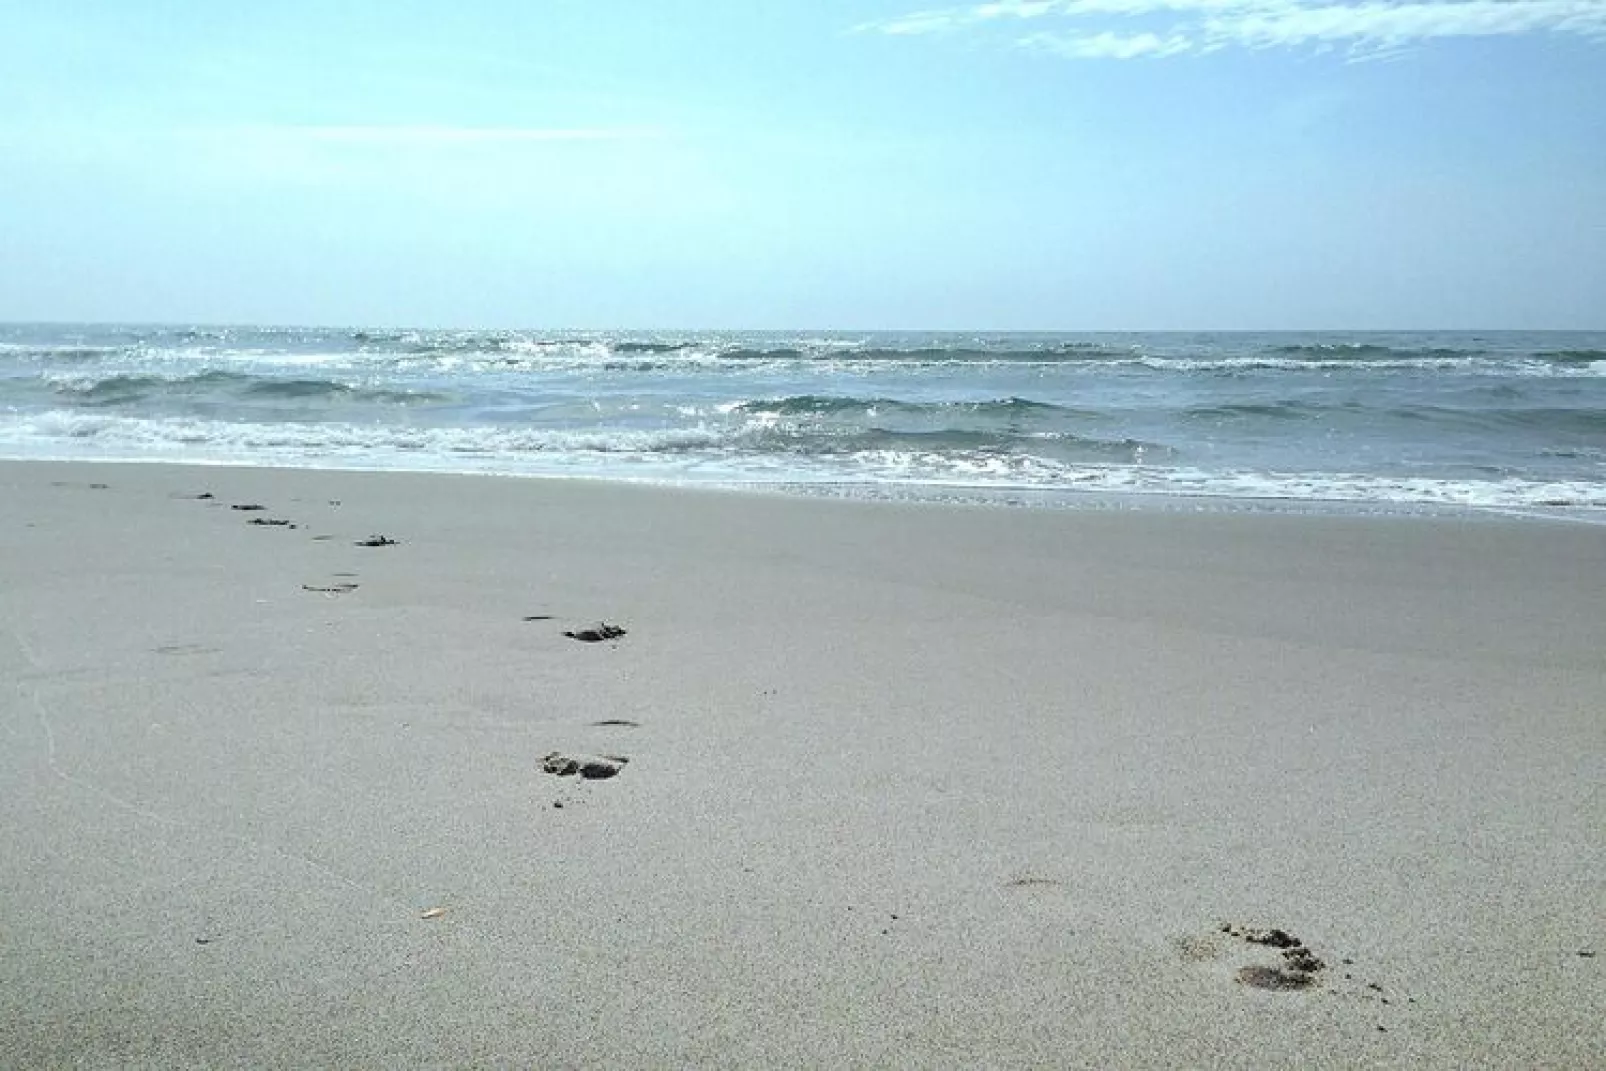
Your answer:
3;320;1600;334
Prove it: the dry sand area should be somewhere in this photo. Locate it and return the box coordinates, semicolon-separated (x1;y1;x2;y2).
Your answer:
2;460;1602;1068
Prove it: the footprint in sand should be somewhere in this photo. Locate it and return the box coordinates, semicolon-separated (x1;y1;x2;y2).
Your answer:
541;751;629;780
302;581;359;595
1002;876;1062;891
1219;924;1327;990
563;623;626;643
1178;923;1419;1035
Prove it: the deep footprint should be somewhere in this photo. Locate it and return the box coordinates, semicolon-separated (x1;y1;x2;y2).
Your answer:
564;623;626;643
541;752;629;780
1222;924;1328;992
1237;965;1318;991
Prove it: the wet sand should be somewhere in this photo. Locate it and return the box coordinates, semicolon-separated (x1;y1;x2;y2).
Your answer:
2;460;1602;1068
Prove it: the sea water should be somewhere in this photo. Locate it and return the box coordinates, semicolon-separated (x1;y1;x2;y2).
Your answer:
2;325;1602;517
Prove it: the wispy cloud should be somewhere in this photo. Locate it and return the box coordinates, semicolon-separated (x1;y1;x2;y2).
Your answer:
868;0;1066;33
1021;29;1195;57
857;0;1606;59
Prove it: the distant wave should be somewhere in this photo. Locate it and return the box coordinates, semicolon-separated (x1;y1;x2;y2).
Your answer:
612;341;697;354
240;378;445;404
48;371;446;407
0;343;129;362
1469;406;1606;435
434;348;1606;378
49;371;245;403
1535;349;1606;364
1268;343;1473;359
718;345;1138;363
1183;402;1325;422
1350;403;1606;436
1182;400;1606;434
1248;343;1606;374
1129;355;1604;376
11;335;1604;380
731;394;1086;419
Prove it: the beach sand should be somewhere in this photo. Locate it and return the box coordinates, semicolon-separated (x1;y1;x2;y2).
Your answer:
2;460;1602;1068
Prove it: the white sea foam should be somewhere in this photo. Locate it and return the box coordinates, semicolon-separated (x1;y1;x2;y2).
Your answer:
4;409;1601;513
1130;355;1606;377
5;411;727;455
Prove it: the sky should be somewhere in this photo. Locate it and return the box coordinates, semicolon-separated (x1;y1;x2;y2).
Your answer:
1;0;1603;329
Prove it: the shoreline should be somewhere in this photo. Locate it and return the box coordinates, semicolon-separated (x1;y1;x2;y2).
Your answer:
2;452;1601;526
2;458;1602;1067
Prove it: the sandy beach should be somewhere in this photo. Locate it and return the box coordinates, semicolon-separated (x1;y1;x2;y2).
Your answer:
1;459;1601;1068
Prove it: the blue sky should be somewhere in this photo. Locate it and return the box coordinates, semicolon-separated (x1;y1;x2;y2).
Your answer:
1;0;1603;329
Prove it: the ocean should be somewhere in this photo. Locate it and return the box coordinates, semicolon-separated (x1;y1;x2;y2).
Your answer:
2;324;1602;518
